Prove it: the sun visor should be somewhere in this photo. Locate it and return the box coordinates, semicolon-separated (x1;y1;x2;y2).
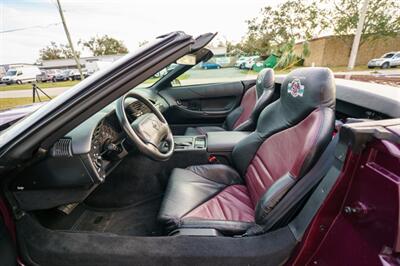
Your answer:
190;32;217;52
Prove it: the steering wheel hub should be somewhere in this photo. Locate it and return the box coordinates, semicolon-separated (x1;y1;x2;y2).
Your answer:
116;92;174;161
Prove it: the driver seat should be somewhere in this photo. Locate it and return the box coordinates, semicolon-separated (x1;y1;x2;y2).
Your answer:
158;67;336;234
185;68;275;135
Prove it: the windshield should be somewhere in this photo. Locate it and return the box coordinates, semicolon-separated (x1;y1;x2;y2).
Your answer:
382;53;394;58
5;70;17;76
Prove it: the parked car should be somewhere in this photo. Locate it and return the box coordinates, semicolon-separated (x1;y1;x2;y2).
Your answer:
201;61;221;69
68;69;88;80
0;66;6;83
1;66;41;84
154;68;168;78
86;61;113;76
252;55;279;72
54;69;72;81
235;56;249;69
0;31;399;266
36;69;60;82
243;56;260;70
367;51;400;69
36;71;48;83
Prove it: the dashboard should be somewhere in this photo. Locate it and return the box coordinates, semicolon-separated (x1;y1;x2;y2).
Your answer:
11;89;169;194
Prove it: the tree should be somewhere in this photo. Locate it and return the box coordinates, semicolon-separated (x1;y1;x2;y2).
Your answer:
275;39;310;70
242;0;328;56
328;0;400;48
80;35;129;56
39;42;80;61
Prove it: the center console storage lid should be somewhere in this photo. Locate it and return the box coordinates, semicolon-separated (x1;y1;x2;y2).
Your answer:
207;131;251;152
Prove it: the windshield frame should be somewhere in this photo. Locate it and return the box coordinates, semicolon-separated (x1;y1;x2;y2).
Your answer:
0;31;196;161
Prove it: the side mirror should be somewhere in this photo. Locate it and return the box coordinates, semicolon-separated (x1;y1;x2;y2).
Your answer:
17;72;22;76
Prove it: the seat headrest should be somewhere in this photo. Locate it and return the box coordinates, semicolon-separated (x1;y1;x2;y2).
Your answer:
256;68;275;98
256;67;335;134
280;67;335;119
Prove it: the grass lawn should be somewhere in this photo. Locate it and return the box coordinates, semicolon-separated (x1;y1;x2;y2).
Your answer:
0;97;49;111
0;80;80;92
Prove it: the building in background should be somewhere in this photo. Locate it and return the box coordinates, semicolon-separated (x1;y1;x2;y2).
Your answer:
39;54;125;70
294;34;400;67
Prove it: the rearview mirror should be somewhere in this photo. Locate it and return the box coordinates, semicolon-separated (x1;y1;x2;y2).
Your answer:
177;54;196;65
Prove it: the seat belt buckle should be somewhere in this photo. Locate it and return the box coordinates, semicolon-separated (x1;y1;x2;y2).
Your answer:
208;155;218;164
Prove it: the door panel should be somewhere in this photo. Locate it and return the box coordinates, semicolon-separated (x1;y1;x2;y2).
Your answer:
160;81;255;127
290;119;400;265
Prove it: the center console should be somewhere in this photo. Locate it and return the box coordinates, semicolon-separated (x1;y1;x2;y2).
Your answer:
174;135;207;151
173;131;250;164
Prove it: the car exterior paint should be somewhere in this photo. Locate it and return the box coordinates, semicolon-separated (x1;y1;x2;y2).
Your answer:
288;129;400;265
367;51;400;68
1;66;41;84
201;62;221;69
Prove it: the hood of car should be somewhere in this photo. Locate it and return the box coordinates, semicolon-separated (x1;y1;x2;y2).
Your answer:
0;102;47;128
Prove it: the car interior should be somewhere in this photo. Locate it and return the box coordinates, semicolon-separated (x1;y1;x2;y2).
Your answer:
2;36;396;265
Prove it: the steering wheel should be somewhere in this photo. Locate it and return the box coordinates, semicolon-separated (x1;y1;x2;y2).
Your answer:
116;92;174;161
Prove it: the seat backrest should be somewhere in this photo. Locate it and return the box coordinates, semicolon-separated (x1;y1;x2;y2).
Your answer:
224;68;275;131
231;67;336;224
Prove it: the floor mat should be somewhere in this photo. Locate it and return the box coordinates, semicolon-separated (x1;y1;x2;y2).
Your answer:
70;195;163;236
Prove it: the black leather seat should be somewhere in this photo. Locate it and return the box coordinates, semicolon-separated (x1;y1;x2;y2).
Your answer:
185;68;275;135
159;67;336;235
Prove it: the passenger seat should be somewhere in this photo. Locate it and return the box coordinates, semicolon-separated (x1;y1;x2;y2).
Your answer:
185;68;275;135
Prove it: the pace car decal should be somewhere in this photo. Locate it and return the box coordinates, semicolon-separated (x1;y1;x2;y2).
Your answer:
287;78;304;97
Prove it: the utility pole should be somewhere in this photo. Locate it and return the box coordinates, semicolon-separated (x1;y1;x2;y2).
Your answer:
347;0;369;70
56;0;83;79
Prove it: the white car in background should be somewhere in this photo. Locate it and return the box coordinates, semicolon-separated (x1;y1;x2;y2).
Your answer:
244;56;260;70
368;51;400;69
235;56;260;69
1;66;41;85
234;57;249;68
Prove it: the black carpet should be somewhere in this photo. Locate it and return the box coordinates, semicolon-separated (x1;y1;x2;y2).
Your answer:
70;195;163;236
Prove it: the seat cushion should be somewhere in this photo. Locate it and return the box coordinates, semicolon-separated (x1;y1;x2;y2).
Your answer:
158;164;255;233
184;126;226;136
183;185;254;222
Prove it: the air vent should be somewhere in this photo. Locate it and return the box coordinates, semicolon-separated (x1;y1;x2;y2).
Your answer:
93;122;102;139
50;138;73;157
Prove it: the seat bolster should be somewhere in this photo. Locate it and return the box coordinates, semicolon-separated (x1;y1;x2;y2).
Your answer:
255;173;295;224
178;219;254;235
233;118;255;132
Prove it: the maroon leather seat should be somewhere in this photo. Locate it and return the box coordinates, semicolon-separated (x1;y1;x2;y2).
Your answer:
185;68;275;135
159;67;336;234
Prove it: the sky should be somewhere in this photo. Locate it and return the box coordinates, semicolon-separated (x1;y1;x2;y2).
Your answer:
0;0;281;64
